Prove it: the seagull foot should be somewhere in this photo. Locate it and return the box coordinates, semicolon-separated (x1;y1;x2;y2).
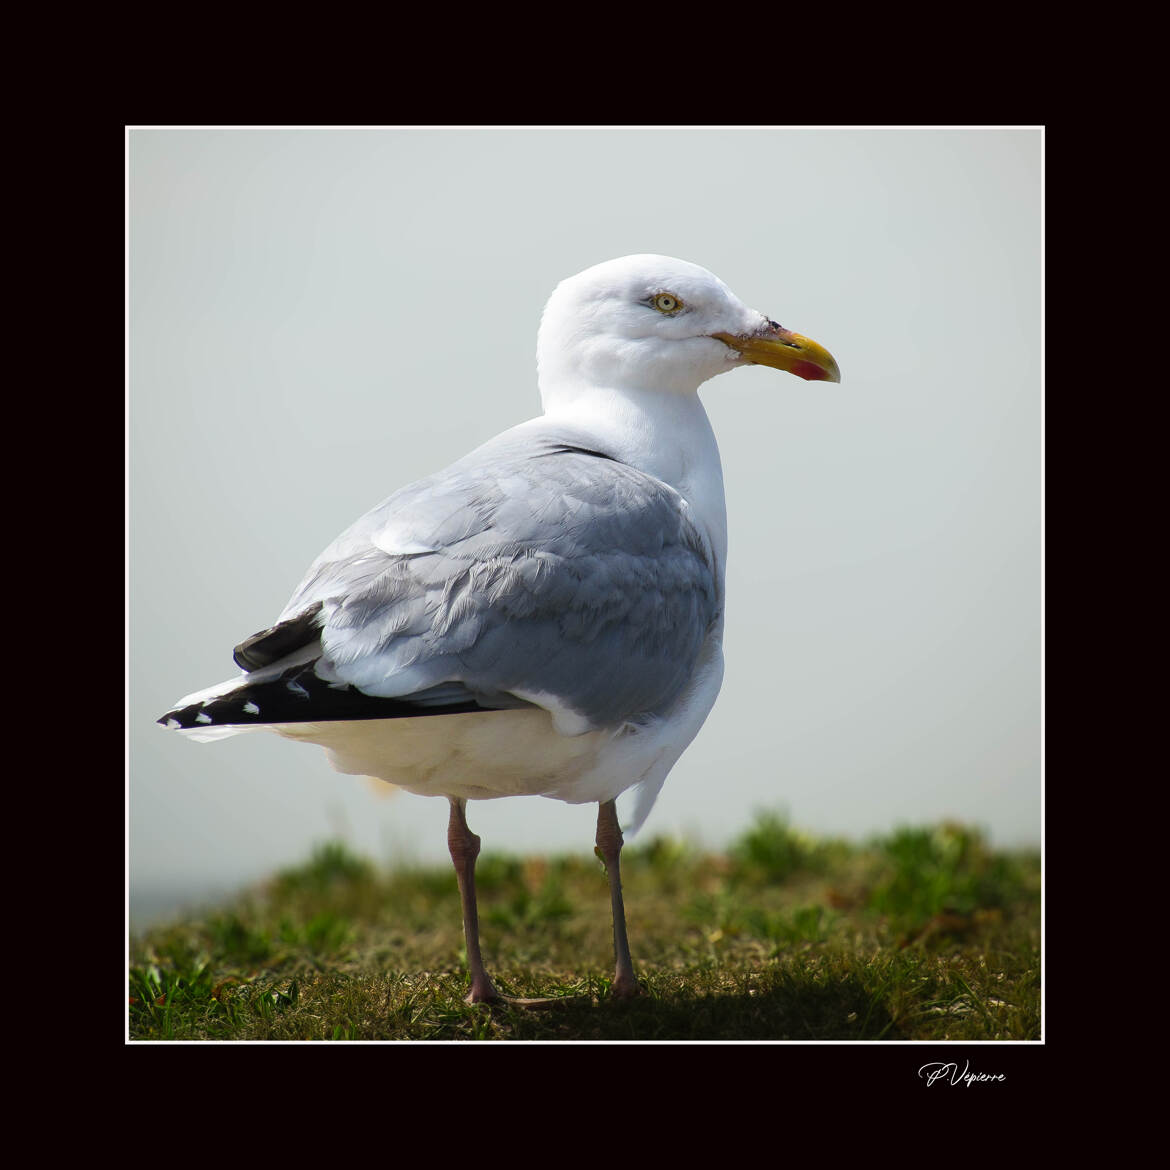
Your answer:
465;987;586;1010
608;975;641;1001
499;993;587;1010
463;980;501;1005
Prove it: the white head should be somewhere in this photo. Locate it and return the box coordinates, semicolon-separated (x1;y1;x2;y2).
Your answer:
536;254;839;408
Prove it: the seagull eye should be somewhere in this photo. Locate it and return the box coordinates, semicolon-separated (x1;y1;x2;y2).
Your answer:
652;293;683;314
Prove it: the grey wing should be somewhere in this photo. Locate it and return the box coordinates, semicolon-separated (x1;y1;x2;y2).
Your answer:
275;433;720;729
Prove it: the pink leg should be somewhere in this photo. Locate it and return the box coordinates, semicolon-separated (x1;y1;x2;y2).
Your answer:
596;799;639;999
447;797;500;1004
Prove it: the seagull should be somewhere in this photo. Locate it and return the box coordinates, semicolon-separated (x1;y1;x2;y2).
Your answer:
158;254;839;1004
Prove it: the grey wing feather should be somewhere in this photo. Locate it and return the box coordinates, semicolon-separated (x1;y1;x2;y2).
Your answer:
277;429;720;729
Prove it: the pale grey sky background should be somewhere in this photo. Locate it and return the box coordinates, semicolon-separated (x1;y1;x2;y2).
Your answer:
128;127;1041;926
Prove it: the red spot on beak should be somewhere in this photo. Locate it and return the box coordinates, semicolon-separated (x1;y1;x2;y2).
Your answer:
791;360;831;382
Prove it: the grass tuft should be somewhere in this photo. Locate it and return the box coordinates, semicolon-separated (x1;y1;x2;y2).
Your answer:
727;809;849;883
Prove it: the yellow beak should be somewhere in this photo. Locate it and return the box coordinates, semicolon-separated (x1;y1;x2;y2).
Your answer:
712;323;841;383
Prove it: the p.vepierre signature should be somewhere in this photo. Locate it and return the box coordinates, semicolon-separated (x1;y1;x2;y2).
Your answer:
919;1060;1006;1087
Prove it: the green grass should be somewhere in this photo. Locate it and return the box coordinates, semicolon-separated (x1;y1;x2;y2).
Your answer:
128;815;1040;1041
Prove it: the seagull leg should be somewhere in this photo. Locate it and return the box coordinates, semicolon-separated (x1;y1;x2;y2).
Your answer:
447;797;583;1009
447;797;500;1004
596;799;640;999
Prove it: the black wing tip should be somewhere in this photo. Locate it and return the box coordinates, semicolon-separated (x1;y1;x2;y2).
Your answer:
232;603;324;671
158;661;517;731
156;699;269;730
232;647;261;671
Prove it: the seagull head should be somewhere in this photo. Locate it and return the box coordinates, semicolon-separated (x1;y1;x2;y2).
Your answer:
537;254;839;403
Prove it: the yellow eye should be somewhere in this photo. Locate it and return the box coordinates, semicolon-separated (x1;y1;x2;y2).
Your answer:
652;293;683;314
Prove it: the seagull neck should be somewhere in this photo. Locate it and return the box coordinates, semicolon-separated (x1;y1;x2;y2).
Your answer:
541;383;728;573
